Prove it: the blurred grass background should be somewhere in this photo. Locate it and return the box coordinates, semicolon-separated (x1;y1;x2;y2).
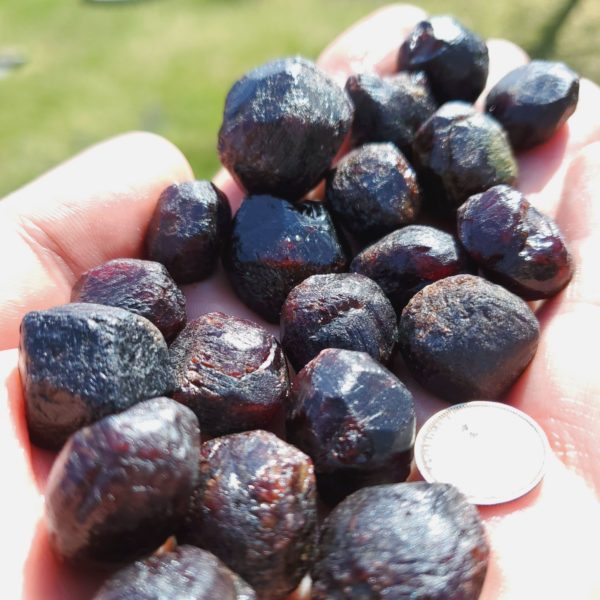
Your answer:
1;0;598;198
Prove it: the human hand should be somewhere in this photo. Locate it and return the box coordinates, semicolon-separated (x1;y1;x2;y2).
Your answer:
2;4;600;598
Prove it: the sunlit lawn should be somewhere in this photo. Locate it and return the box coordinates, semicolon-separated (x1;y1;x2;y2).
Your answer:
0;0;597;197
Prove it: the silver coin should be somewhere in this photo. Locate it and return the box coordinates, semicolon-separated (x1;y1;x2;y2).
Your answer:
414;401;549;505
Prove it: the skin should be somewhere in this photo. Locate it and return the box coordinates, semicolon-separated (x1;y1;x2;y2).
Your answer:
1;4;600;598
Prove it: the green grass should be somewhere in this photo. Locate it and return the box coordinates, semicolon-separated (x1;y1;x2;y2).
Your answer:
0;0;597;198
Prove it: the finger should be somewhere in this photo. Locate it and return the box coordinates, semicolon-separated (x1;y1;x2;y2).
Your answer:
0;131;193;350
479;453;600;599
318;4;427;82
506;143;600;489
1;349;104;599
516;79;600;217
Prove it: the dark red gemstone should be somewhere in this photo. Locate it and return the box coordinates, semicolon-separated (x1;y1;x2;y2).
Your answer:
345;71;437;157
72;258;186;342
399;274;539;402
45;398;200;565
169;312;289;436
312;482;489;599
326;143;421;243
281;273;398;373
181;430;317;600
287;348;415;505
457;185;573;299
351;224;474;314
485;60;579;150
398;16;489;104
224;195;347;322
145;180;231;285
94;545;256;600
20;303;174;450
412;102;517;214
218;57;353;200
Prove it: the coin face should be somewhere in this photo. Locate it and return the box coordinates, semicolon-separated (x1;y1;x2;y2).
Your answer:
414;401;549;505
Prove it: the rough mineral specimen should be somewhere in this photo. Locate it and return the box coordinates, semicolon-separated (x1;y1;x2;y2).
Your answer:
280;273;398;372
312;482;489;599
224;194;347;322
169;312;289;436
345;71;437;156
350;224;473;314
145;180;231;284
326;142;421;243
486;60;580;150
399;274;540;401
45;398;200;565
457;185;573;299
218;56;353;200
398;15;489;104
20;303;174;449
94;545;256;600
412;101;518;214
287;349;415;504
181;430;317;600
71;258;186;342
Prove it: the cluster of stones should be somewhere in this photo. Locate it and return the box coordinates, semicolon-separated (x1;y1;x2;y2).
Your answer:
18;13;579;600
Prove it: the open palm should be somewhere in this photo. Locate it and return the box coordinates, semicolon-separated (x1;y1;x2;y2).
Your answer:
2;5;600;599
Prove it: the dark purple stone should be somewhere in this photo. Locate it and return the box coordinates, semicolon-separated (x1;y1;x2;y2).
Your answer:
181;430;317;600
20;303;174;450
218;57;353;200
94;545;256;600
71;258;186;343
312;482;489;599
457;185;573;299
326;143;421;243
169;312;289;436
224;194;347;322
399;274;539;402
287;349;415;505
45;398;200;565
350;224;474;314
345;71;437;156
485;60;579;150
145;180;231;285
280;273;398;373
412;102;518;214
398;15;489;104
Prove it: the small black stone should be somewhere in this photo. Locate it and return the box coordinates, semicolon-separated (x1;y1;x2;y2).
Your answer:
399;274;539;402
351;224;474;315
485;60;580;150
218;56;353;200
326;142;421;243
224;195;347;322
457;185;573;299
71;258;186;343
345;71;437;156
412;101;518;214
94;545;256;600
312;482;489;599
398;15;489;104
45;398;200;565
181;430;317;600
280;273;398;372
169;312;289;436
145;180;232;285
19;303;174;450
287;349;415;505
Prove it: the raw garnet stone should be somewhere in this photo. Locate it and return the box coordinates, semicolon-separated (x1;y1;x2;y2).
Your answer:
181;430;317;600
169;312;289;436
287;348;416;505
